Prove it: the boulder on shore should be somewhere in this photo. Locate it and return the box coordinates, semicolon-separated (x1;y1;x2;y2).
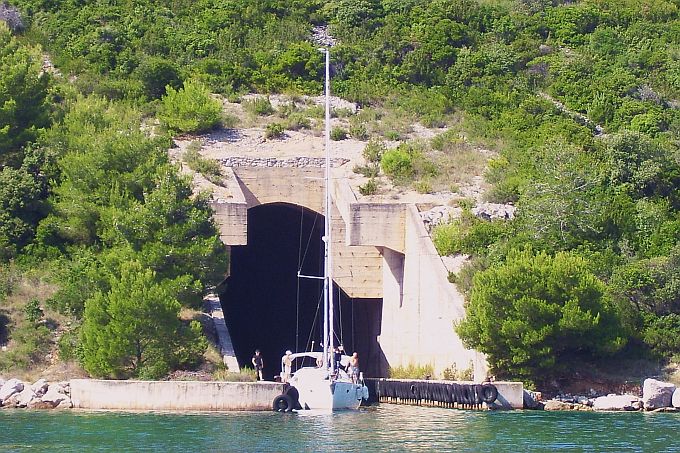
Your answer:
32;378;49;397
40;384;69;408
0;378;24;402
592;394;641;411
543;400;592;411
672;388;680;408
642;378;675;410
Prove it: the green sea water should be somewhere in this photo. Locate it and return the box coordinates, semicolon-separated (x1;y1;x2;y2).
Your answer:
1;404;678;452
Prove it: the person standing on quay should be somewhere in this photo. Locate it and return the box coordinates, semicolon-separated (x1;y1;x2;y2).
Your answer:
252;349;264;381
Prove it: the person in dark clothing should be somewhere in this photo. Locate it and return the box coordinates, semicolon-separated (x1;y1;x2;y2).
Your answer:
333;346;343;372
252;349;264;381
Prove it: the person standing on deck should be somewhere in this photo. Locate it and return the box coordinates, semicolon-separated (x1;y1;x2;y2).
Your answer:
282;350;293;383
252;349;264;381
349;352;360;384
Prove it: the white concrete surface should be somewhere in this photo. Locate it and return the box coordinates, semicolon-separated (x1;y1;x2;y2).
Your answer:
70;379;286;411
204;293;240;371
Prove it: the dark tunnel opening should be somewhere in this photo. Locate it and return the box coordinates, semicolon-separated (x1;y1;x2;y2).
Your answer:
220;203;386;380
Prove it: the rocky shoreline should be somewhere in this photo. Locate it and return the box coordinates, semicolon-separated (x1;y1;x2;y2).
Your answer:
532;378;680;412
0;378;72;409
3;375;680;413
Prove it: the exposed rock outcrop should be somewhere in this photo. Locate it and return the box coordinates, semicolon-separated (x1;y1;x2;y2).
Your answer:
543;400;592;411
0;378;72;409
471;203;516;221
592;394;641;411
0;378;24;401
672;388;680;408
642;378;676;410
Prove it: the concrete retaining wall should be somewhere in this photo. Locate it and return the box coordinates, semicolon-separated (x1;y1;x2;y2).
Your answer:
70;379;286;411
379;206;484;379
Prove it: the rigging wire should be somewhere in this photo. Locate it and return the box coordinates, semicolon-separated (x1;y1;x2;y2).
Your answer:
337;285;343;347
296;206;320;353
351;296;355;352
296;206;304;353
305;291;323;353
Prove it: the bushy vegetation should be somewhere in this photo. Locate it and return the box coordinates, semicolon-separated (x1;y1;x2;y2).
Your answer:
159;79;223;133
1;0;680;386
388;363;435;380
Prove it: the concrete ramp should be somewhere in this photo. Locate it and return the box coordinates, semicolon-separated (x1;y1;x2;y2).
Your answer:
205;293;240;371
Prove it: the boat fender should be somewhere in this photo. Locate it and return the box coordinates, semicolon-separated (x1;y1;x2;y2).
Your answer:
450;383;459;403
473;384;484;405
438;383;447;403
461;385;473;405
481;383;499;404
285;386;302;410
272;394;294;412
431;383;441;402
454;384;463;404
362;386;369;401
445;384;455;404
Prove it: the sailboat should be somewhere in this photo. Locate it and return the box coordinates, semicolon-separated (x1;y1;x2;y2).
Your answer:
276;48;368;411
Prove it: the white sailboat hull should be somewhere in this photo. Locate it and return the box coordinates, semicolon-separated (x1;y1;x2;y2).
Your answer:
290;367;366;410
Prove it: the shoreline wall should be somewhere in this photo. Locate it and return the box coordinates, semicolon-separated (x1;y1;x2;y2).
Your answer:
70;379;286;411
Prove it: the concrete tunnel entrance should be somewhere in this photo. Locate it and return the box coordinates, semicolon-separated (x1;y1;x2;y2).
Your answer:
220;203;385;379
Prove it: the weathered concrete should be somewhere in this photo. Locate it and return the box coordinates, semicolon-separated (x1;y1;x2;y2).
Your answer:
70;379;286;411
205;293;240;372
486;381;524;410
211;167;247;246
211;161;485;379
378;205;484;378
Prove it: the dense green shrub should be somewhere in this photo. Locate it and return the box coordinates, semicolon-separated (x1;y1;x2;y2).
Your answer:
134;57;182;100
358;177;378;195
362;139;386;164
159;79;222;133
457;248;626;385
284;113;311;131
381;144;415;182
80;262;207;379
330;126;348;141
265;122;285;139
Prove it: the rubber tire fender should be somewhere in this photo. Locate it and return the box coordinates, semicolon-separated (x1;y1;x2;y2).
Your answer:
481;383;499;404
434;383;445;402
473;384;484;405
285;386;302;410
451;383;461;403
445;384;455;404
461;384;473;405
272;394;294;412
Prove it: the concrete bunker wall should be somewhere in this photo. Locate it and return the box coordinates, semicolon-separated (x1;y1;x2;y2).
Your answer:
211;166;484;379
377;206;484;379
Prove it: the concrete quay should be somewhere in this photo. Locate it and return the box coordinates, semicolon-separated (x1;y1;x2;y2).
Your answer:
70;379;286;411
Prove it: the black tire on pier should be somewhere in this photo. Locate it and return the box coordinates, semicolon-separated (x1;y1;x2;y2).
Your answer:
285;386;302;410
272;394;294;412
481;384;499;404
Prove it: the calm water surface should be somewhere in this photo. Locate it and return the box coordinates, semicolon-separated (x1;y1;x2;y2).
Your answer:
2;404;678;452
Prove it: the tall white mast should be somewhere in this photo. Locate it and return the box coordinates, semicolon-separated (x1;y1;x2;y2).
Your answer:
321;47;335;376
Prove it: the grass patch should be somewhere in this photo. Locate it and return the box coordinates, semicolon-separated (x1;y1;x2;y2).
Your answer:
388;363;435;379
441;362;474;381
242;96;274;116
213;367;257;382
183;141;223;185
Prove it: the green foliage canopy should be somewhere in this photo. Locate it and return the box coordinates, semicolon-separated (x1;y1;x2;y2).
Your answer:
159;79;222;133
80;262;206;379
457;248;626;384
